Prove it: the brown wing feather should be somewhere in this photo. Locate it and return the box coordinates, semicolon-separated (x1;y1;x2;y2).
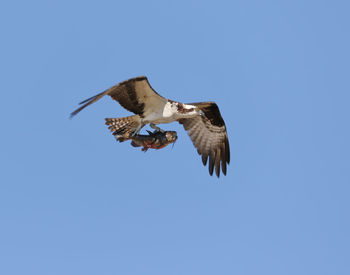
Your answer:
179;102;230;177
70;76;167;118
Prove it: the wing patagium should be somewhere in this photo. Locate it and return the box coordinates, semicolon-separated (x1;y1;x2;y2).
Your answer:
70;76;167;118
179;102;230;177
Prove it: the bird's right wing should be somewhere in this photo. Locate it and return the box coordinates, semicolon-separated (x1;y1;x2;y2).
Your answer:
179;102;230;177
70;76;167;118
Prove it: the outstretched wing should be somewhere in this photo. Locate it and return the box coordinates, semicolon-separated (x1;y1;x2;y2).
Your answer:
179;102;230;177
70;76;167;118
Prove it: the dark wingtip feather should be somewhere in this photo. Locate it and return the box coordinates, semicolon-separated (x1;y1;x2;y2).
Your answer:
69;106;85;119
202;154;208;166
215;148;221;178
208;151;216;176
70;91;107;119
221;159;227;176
220;141;227;175
78;92;104;105
225;138;230;164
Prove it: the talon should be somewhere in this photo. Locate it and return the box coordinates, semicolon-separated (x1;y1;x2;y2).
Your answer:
150;123;165;133
131;123;142;136
131;129;139;136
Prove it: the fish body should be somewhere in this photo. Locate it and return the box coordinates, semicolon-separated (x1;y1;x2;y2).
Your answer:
130;130;177;152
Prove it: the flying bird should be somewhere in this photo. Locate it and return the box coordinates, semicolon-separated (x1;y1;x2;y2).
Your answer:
71;76;230;177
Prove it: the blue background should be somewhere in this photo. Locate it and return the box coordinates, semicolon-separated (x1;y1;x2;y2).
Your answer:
1;1;349;274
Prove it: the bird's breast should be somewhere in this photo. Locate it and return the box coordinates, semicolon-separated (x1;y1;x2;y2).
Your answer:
143;102;176;124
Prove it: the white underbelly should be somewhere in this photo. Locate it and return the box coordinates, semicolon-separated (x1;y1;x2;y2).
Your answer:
143;112;175;124
143;106;176;124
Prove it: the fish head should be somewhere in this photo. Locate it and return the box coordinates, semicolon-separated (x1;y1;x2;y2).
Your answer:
165;131;178;143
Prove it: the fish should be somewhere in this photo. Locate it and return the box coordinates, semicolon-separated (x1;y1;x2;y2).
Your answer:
129;130;178;152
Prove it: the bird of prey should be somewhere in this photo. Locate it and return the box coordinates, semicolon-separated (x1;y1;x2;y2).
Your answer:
71;76;230;177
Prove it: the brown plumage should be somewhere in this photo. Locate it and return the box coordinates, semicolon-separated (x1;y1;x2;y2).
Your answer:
179;102;230;177
70;76;166;118
71;76;230;177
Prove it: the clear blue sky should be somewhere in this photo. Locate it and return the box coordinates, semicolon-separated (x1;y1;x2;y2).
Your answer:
1;1;349;274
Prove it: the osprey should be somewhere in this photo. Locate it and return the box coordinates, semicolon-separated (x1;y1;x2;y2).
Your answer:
71;76;230;177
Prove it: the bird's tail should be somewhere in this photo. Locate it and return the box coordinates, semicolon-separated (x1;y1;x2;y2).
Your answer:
105;115;142;142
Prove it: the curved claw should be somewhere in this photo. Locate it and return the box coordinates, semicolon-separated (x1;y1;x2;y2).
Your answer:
150;123;165;133
131;124;142;136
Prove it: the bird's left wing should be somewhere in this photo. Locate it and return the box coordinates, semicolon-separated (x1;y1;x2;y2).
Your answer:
70;76;167;118
179;102;230;177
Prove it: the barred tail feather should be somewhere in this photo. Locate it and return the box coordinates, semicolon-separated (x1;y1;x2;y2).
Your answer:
105;115;141;142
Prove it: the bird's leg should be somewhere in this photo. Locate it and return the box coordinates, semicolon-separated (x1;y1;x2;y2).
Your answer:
131;123;142;136
150;123;165;133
